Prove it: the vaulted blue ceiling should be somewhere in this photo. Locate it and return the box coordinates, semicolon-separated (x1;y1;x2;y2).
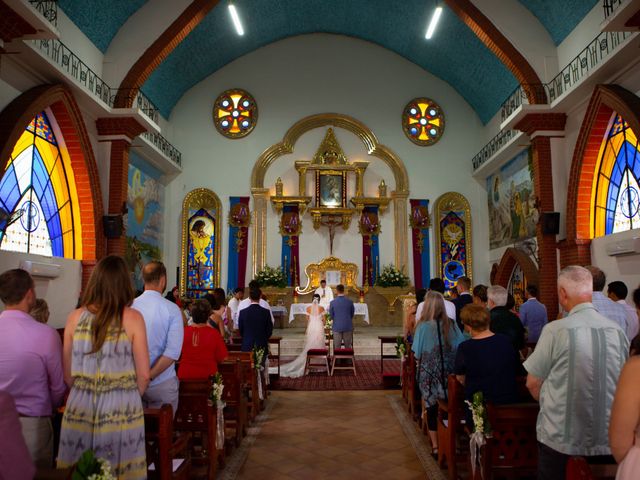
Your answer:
518;0;599;45
142;1;517;123
56;0;600;123
58;0;147;53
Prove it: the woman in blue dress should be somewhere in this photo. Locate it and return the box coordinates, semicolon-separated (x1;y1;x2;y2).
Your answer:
412;291;465;455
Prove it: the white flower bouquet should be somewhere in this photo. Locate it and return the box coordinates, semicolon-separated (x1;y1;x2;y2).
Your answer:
375;264;410;287
254;265;287;288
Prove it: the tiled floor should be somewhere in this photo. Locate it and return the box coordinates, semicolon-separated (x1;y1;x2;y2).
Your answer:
235;391;429;480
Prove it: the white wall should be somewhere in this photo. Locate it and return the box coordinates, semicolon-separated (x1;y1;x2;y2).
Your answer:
164;34;490;290
0;251;81;328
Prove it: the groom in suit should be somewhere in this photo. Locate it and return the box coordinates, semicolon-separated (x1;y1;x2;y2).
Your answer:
239;286;273;362
329;284;355;349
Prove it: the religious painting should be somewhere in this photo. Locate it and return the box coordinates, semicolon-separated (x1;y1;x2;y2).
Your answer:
434;192;472;290
508;263;526;312
487;148;536;250
180;188;222;298
316;171;345;208
126;154;163;290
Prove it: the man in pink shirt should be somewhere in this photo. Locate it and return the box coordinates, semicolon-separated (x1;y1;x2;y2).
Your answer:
0;269;66;468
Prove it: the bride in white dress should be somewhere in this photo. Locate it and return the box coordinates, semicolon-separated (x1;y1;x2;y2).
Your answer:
279;295;327;378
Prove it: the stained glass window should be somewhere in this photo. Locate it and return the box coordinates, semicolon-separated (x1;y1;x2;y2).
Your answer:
213;89;258;139
593;113;640;236
508;263;526;312
402;97;445;146
0;111;82;258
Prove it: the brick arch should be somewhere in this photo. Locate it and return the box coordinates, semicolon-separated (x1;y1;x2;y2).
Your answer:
444;0;547;105
493;247;539;289
0;84;105;265
562;85;640;266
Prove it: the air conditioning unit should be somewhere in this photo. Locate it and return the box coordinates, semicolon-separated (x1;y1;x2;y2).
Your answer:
19;260;61;278
605;237;640;256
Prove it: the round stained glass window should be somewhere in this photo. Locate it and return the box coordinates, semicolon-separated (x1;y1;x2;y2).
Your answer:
213;89;258;139
402;97;445;146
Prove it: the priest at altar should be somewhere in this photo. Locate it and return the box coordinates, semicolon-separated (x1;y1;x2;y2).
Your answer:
314;280;334;309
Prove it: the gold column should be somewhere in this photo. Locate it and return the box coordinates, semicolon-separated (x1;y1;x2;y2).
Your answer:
251;187;270;277
392;191;409;273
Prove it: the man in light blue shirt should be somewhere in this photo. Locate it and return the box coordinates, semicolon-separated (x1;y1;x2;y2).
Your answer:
518;284;547;343
524;266;628;480
132;261;184;414
586;265;629;335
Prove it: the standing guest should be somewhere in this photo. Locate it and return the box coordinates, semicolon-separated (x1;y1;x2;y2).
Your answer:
58;256;150;478
227;287;244;332
609;355;640;478
238;287;273;358
132;261;184;414
0;269;66;469
417;278;456;324
488;285;525;352
314;279;334;309
178;299;228;379
164;286;179;304
404;288;426;342
453;276;474;330
30;298;50;324
586;266;629;334
519;285;548;343
472;284;488;308
204;292;225;337
449;287;459;300
608;280;639;341
455;305;519;421
412;291;464;455
0;391;36;479
237;280;275;328
524;266;628;480
212;287;232;336
329;284;355;349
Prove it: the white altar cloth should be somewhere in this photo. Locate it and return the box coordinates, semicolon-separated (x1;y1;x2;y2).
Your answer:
288;302;370;324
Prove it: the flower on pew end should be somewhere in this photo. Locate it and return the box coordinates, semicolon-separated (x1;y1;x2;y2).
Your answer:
209;372;225;406
395;336;406;358
73;449;115;480
464;391;491;435
252;346;265;370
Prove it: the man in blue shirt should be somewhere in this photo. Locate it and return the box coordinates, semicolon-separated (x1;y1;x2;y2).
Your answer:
132;261;184;414
519;285;547;343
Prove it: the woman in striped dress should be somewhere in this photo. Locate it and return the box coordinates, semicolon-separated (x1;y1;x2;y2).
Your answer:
58;256;150;479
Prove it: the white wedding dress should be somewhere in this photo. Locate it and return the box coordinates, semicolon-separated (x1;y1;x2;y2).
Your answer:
279;300;326;378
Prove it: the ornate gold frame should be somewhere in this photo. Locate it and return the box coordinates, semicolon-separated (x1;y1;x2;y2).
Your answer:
250;113;410;277
180;188;223;297
295;256;361;294
433;191;473;284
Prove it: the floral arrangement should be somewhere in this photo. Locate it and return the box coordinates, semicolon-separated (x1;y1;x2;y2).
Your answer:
324;312;333;330
254;265;287;288
252;346;265;370
72;450;115;480
466;391;491;478
395;336;406;358
208;372;224;405
375;264;410;288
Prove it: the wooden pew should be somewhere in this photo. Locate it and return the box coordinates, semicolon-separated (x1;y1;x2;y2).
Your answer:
227;351;262;421
173;380;219;480
437;374;465;480
144;404;191;480
218;360;249;448
566;457;617;480
401;341;412;401
405;348;421;419
471;402;539;480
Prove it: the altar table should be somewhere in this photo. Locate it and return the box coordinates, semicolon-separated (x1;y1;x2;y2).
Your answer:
288;303;370;324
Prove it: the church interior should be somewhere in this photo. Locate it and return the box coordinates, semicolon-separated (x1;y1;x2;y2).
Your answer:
1;0;640;478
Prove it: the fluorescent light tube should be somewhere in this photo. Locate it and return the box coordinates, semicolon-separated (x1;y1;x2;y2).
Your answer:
228;4;244;36
425;6;443;39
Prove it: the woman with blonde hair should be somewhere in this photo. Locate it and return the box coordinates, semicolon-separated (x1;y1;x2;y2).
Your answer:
57;255;150;479
412;290;464;455
30;298;49;324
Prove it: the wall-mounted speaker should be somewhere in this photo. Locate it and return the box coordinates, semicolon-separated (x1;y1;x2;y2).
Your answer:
542;212;560;235
102;215;123;239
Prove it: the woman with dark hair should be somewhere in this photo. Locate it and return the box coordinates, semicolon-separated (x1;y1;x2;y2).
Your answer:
412;291;464;455
212;287;232;338
179;299;228;379
473;284;488;308
58;256;150;478
204;292;225;338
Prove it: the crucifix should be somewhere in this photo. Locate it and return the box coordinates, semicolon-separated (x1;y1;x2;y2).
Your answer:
320;215;343;255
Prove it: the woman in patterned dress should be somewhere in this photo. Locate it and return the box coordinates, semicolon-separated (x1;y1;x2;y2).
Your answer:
411;291;464;455
57;256;150;479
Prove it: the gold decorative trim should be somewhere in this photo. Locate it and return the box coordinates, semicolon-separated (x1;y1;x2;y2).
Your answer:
433;192;473;285
295;256;361;295
180;188;223;297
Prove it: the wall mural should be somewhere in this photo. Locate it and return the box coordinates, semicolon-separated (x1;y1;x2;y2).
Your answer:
487;148;536;250
180;188;222;298
126;156;163;290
